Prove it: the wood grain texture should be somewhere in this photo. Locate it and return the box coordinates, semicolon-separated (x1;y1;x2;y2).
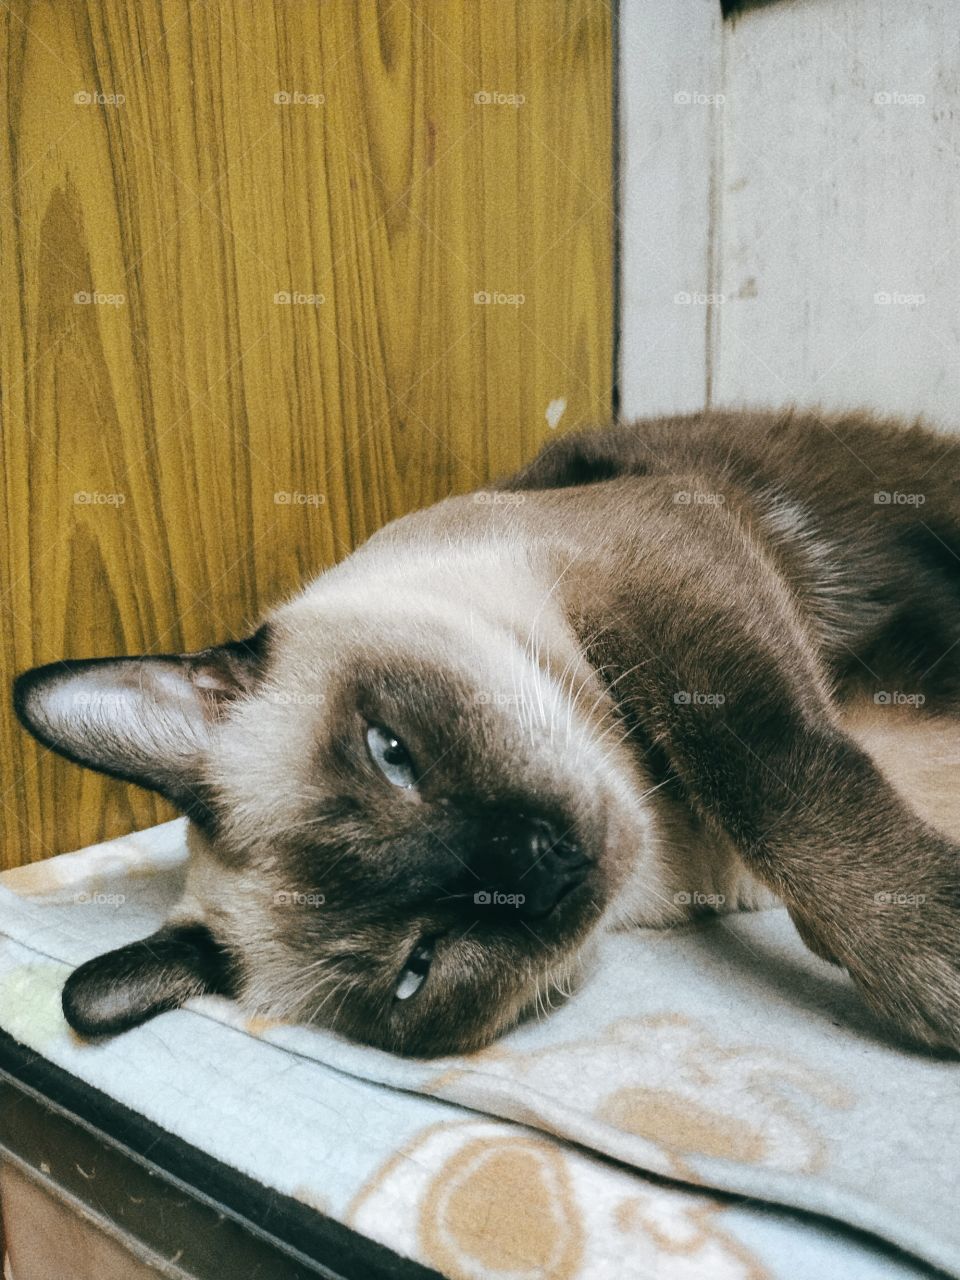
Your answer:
0;1;614;867
2;1162;164;1280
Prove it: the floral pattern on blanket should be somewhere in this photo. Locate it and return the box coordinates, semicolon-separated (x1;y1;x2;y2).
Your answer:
348;1119;768;1280
1;815;958;1278
427;1013;854;1177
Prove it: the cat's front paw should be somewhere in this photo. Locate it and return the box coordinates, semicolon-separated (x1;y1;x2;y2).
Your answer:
794;867;960;1053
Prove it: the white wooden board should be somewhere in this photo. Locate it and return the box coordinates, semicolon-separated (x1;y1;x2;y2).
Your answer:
618;1;724;418
620;0;960;430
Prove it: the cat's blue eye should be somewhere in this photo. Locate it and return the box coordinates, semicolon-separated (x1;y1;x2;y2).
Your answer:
366;723;417;789
395;940;434;1000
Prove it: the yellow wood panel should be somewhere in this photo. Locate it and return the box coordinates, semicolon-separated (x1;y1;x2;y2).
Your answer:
0;0;613;868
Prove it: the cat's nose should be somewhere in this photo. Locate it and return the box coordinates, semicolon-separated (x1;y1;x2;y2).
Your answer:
478;816;591;918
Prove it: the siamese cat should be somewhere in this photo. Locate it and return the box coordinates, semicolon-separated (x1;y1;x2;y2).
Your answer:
14;410;960;1057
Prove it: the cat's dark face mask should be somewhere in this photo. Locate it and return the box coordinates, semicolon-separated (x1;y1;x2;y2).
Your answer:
13;604;658;1057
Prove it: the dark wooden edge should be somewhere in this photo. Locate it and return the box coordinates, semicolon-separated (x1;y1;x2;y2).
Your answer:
0;1028;444;1280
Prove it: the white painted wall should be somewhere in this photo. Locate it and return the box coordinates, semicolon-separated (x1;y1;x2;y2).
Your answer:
620;0;960;429
618;2;723;415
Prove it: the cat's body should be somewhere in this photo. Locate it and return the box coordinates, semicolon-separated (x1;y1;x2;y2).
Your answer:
15;409;960;1055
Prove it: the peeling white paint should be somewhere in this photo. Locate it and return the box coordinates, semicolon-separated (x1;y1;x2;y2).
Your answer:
545;397;567;430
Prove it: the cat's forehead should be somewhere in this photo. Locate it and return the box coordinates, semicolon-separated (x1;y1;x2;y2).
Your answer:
262;586;537;703
209;594;592;829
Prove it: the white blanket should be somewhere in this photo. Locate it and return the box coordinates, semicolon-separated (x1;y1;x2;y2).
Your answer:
0;799;952;1279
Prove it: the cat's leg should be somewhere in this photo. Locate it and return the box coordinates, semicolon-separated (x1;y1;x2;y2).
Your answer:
597;529;960;1052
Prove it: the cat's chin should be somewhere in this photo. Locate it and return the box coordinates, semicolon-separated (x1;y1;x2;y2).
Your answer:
343;959;593;1059
265;885;611;1060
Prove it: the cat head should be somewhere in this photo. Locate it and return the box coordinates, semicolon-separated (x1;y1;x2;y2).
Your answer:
15;568;661;1056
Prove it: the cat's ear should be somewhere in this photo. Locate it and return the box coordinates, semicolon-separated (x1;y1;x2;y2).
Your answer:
62;922;238;1037
13;628;269;813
